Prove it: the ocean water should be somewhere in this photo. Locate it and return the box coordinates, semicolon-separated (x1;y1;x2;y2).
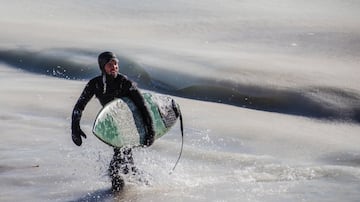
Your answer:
0;0;360;201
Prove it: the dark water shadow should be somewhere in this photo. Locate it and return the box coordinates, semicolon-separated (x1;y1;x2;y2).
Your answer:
319;151;360;167
68;188;121;202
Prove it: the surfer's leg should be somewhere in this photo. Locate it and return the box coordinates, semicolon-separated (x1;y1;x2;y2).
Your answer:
109;147;138;191
119;148;151;185
115;147;137;174
111;175;124;192
109;148;129;191
109;164;124;191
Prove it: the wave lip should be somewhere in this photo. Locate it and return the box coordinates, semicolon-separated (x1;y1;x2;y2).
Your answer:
0;48;99;80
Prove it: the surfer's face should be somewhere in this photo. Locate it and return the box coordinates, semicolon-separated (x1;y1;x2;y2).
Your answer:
104;59;119;78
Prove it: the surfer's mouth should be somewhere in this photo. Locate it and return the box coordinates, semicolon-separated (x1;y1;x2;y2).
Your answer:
109;69;118;74
106;70;118;77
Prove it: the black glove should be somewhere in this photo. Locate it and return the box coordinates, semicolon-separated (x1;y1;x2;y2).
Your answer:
71;125;87;146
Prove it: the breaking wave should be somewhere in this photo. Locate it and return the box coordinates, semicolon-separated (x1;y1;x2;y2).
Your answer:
1;48;359;123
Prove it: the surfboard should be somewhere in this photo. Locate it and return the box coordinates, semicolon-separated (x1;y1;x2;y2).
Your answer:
92;92;180;148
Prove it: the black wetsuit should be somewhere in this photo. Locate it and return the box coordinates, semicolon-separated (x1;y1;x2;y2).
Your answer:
71;73;154;190
72;73;154;144
72;74;148;118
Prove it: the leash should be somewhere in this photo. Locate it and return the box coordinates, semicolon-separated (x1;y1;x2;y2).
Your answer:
169;105;184;174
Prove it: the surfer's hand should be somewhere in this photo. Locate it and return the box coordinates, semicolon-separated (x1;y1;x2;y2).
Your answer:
71;126;87;146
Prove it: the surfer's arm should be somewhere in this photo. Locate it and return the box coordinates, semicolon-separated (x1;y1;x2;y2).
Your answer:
71;81;95;146
127;82;155;146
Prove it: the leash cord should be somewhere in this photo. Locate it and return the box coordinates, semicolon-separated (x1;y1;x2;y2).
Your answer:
170;109;184;174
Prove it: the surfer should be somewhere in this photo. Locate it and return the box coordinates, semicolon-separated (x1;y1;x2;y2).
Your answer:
71;51;155;191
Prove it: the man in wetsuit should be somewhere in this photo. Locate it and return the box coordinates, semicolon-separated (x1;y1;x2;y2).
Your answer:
71;51;155;191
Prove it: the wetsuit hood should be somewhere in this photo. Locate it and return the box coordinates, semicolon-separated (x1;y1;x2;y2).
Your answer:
98;51;119;72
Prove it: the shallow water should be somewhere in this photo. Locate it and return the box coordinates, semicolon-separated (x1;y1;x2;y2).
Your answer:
1;0;360;201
